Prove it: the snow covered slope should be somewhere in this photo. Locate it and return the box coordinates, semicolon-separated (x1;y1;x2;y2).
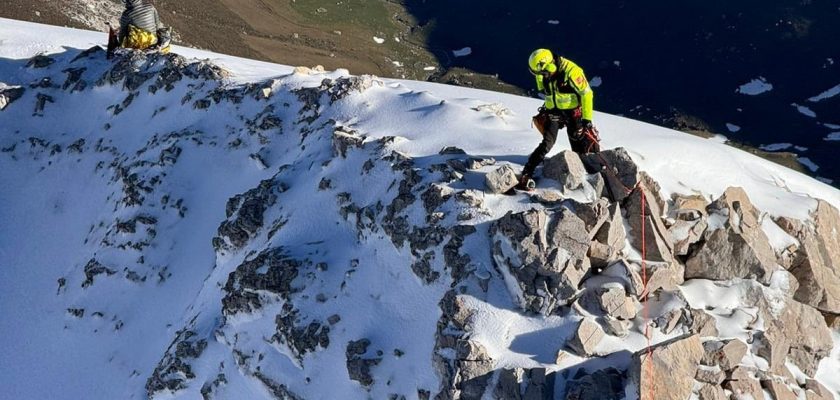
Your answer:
1;18;839;400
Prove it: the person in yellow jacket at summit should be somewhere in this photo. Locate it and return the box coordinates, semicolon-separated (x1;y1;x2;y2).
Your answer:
518;48;600;190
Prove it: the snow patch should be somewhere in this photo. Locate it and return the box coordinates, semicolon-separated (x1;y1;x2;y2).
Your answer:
792;103;817;118
373;36;385;44
759;143;792;152
547;20;560;25
725;123;741;132
808;83;840;102
824;132;840;141
589;76;602;88
736;77;773;95
798;157;820;172
452;47;472;57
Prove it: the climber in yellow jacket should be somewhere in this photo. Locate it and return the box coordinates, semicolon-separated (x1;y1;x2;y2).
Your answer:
518;49;599;190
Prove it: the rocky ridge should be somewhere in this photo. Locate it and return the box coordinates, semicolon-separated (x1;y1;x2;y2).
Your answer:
1;46;839;400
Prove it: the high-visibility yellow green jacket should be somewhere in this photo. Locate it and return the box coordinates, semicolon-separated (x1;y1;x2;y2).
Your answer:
535;57;594;120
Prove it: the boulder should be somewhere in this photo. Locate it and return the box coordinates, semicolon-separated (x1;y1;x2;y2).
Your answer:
685;187;778;284
686;309;719;337
593;203;626;252
694;365;725;385
566;198;611;239
494;368;555;400
543;150;587;191
670;193;709;220
491;208;590;315
595;285;637;320
760;379;797;400
804;379;833;400
630;334;703;400
564;367;624;400
701;339;747;371
624;183;674;263
776;200;840;314
567;318;605;357
668;218;707;256
766;299;832;377
697;383;726;400
485;165;518;194
581;147;639;202
722;366;763;400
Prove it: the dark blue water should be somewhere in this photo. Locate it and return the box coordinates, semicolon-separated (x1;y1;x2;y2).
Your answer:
401;0;840;185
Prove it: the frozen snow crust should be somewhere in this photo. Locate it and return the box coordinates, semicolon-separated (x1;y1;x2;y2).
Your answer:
1;19;839;400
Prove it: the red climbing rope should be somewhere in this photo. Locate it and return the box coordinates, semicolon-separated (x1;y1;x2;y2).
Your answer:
640;188;654;400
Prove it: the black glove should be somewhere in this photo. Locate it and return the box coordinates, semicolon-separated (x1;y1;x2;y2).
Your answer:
581;119;594;130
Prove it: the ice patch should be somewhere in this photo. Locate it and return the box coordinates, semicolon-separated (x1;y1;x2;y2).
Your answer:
725;123;741;132
808;83;840;102
547;20;559;25
736;77;773;95
373;36;385;44
824;132;840;141
798;157;819;172
589;76;602;87
452;47;472;57
794;146;808;152
792;103;817;118
613;60;621;67
759;143;792;152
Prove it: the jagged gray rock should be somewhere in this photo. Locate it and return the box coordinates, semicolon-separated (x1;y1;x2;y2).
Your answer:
332;127;365;158
751;290;832;377
595;285;638;320
581;147;639;202
213;177;283;252
624;182;674;263
685;187;778;284
0;85;25;110
221;248;302;315
776;200;840;314
543;150;587;191
629;334;703;400
701;339;747;371
567;318;605;357
493;368;555;400
273;305;330;361
491;208;590;315
723;366;763;400
146;329;208;397
761;379;797;400
564;368;624;400
346;339;382;388
485;164;518;194
697;383;726;400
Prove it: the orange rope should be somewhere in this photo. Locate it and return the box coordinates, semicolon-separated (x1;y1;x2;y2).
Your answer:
640;188;654;400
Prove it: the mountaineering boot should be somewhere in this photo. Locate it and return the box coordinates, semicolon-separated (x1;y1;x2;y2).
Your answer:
515;174;536;192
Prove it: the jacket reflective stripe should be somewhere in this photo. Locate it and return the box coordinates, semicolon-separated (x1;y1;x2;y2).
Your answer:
536;57;594;120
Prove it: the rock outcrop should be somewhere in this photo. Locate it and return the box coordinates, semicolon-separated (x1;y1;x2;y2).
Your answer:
685;187;779;284
491;208;591;315
485;164;518;194
776;200;840;314
629;334;703;400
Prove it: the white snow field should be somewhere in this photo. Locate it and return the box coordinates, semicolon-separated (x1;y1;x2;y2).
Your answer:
1;18;839;400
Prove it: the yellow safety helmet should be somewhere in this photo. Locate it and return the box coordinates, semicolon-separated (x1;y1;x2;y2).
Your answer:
528;49;557;76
